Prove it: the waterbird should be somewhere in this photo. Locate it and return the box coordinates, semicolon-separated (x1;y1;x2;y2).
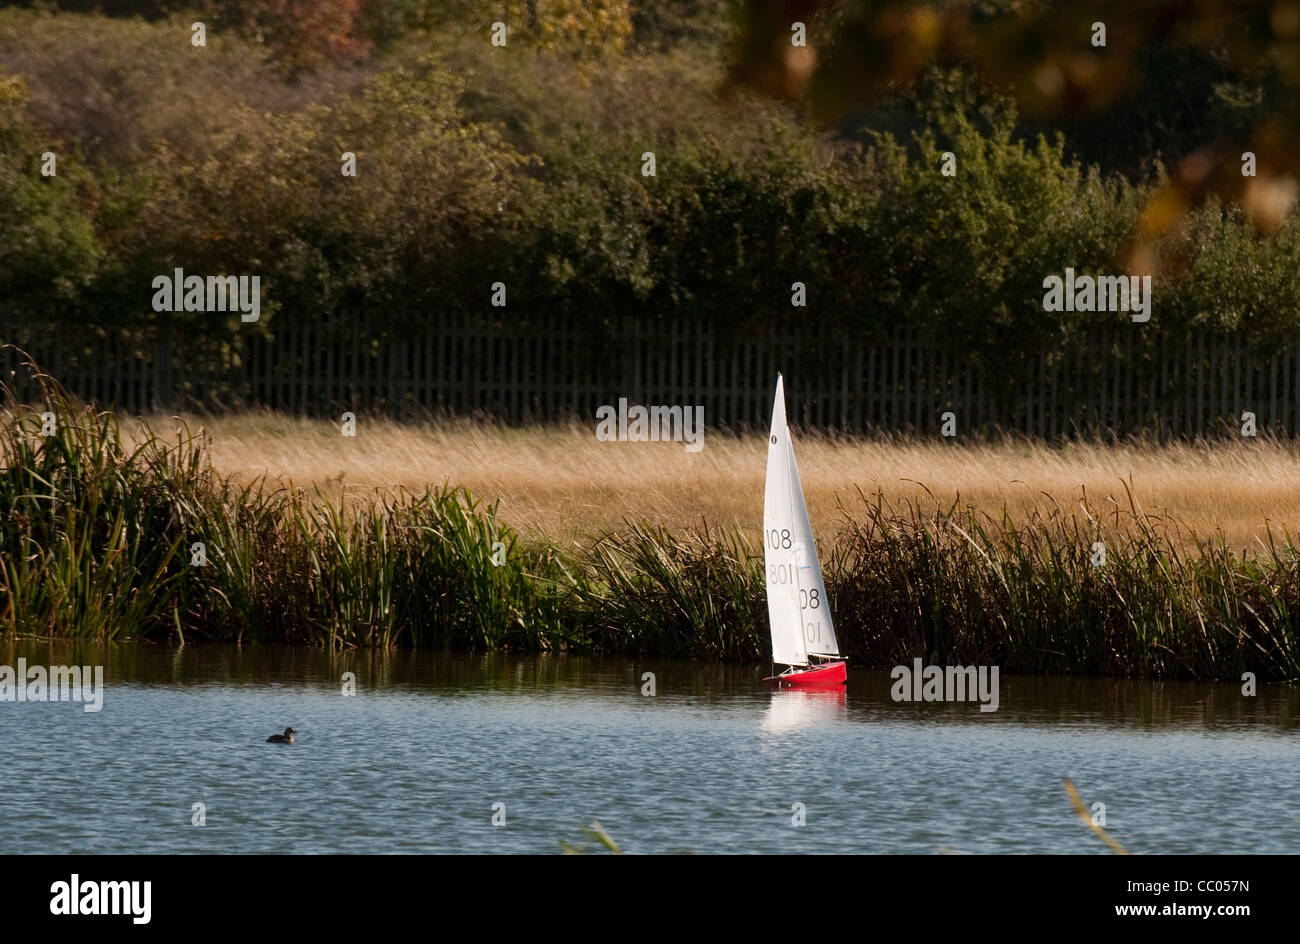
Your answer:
266;726;296;744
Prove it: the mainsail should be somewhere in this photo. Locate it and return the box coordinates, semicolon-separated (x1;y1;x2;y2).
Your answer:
763;375;840;667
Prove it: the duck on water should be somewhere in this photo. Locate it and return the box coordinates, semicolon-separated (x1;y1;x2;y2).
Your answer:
266;726;296;744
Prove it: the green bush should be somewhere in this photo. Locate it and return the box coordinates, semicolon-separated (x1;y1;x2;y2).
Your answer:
0;72;101;313
3;6;1300;373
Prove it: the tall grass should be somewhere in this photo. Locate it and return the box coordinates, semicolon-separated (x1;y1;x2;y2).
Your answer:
2;355;1298;680
830;485;1300;679
574;521;766;660
160;409;1300;552
0;357;572;650
0;364;191;639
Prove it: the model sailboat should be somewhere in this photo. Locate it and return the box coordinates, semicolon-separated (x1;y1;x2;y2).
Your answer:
762;375;847;687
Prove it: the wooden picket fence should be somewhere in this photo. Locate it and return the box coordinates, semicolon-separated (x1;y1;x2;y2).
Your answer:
4;314;1299;439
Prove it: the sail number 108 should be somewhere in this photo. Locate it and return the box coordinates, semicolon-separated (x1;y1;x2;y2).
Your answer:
766;529;792;550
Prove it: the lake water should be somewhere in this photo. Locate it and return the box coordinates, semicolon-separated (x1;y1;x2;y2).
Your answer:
1;640;1296;854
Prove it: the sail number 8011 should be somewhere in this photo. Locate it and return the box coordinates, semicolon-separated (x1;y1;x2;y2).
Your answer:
767;568;824;602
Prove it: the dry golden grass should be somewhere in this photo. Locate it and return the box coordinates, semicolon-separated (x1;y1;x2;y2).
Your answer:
126;411;1300;553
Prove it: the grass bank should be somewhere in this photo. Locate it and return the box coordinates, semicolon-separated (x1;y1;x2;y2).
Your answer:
177;409;1300;552
3;363;1298;681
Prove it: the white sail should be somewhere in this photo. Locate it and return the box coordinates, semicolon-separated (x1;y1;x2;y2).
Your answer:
763;375;840;668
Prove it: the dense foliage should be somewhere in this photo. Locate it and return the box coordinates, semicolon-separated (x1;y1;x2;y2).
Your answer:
2;2;1298;370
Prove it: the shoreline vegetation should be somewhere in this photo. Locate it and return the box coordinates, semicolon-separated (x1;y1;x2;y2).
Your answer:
3;363;1298;682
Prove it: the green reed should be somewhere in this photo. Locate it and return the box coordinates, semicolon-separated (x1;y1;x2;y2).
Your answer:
829;484;1300;680
2;354;1298;680
573;520;766;659
0;363;189;638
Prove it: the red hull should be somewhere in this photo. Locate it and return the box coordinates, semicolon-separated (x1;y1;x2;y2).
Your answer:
763;660;847;688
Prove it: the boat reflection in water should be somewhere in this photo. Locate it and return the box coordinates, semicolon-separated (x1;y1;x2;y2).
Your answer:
761;688;848;733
